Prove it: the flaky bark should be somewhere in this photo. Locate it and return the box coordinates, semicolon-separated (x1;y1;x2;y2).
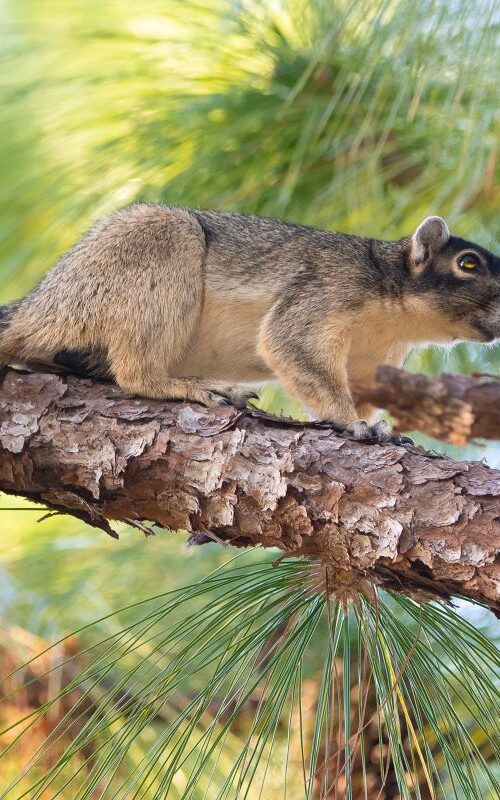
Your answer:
0;368;499;612
353;365;500;445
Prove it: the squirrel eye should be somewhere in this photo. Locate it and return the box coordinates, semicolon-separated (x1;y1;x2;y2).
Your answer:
458;253;481;272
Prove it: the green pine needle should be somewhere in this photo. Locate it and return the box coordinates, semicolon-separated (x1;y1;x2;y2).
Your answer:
1;557;499;799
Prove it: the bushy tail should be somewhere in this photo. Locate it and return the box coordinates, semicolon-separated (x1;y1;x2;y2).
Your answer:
0;302;110;379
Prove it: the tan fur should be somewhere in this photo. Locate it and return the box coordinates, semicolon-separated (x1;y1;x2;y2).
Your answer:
173;292;275;382
1;205;499;436
348;296;462;384
347;298;458;423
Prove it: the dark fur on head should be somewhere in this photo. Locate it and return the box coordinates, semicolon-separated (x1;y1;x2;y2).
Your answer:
406;216;500;343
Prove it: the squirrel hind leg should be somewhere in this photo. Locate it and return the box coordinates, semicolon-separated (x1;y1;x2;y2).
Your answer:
113;362;256;408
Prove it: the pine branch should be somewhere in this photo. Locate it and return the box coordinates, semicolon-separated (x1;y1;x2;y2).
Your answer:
0;368;498;612
353;365;500;445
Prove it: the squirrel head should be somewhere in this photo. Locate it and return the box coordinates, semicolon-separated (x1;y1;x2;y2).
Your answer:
406;216;500;344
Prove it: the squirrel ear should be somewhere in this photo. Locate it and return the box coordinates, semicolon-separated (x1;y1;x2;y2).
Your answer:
411;216;450;264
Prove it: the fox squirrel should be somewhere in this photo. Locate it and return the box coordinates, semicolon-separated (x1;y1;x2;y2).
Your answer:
1;206;499;440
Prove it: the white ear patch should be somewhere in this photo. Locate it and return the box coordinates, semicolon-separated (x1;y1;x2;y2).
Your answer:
411;216;450;264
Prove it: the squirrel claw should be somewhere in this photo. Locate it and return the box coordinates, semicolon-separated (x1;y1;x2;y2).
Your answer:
342;419;391;442
341;419;412;445
390;433;414;445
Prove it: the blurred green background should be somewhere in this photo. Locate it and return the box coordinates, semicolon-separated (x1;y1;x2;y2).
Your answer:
0;0;499;795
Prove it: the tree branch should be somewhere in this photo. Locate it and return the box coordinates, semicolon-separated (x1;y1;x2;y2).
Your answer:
0;368;499;612
353;366;500;445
